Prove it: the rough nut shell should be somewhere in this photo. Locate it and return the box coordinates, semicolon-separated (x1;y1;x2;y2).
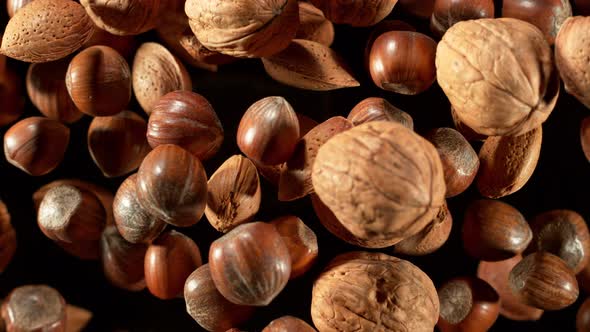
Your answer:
80;0;164;36
394;201;452;256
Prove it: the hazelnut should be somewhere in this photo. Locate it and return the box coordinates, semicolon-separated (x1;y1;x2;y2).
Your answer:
100;226;148;291
185;0;299;58
503;0;572;45
65;305;92;332
430;0;495;37
0;200;16;273
394;202;452;256
309;0;398;26
1;285;66;332
4;117;70;176
581;117;590;161
148;91;224;161
205;155;261;233
364;20;416;72
436;18;560;136
82;25;137;60
80;0;166;36
0;67;25;127
312;121;446;248
297;2;335;46
348;97;413;129
398;0;435;18
136;144;208;227
209;222;291;306
270;216;318;278
577;297;590;331
262;316;316;332
311;251;439;332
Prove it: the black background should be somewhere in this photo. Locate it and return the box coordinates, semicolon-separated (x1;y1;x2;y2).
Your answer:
0;1;588;331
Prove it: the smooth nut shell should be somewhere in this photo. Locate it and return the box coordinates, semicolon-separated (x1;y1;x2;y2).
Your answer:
577;297;590;332
270;216;318;279
309;0;398;26
502;0;572;45
430;0;495;37
0;200;16;273
297;2;334;46
364;20;416;72
348;97;413;129
100;226;148;291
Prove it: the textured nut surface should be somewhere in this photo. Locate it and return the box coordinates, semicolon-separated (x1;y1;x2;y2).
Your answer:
80;0;164;35
477;127;542;198
436;18;559;136
312;121;446;247
309;0;398;26
262;39;360;91
2;0;94;63
297;2;334;46
100;225;148;291
394;202;452;256
311;251;439;332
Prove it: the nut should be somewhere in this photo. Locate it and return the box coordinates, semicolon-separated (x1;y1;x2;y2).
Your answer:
1;285;66;332
270;215;318;279
309;0;398;26
80;0;166;36
502;0;572;45
296;2;334;46
100;226;148;291
348;97;414;129
394;202;452;256
262;316;317;332
430;0;495;37
0;200;16;273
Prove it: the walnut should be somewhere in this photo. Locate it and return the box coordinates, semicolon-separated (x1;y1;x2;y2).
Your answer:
436;18;560;136
311;121;446;248
555;16;590;109
309;0;398;27
311;251;439;332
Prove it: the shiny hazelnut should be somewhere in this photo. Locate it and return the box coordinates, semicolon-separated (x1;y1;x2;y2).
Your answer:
0;200;16;273
437;277;500;332
369;31;437;95
394;202;452;256
503;0;572;44
263;316;317;332
0;67;25;127
1;285;66;332
209;222;291;306
462;199;532;261
100;226;148;291
4;117;70;176
398;0;435;18
80;0;167;36
237;96;300;166
297;2;335;46
309;0;398;26
581;117;590;162
113;174;166;244
148;91;223;161
137;144;208;227
6;0;34;17
145;230;202;300
364;20;416;72
65;46;130;117
577;297;590;331
430;0;495;37
348;97;413;129
184;264;255;332
270;216;318;279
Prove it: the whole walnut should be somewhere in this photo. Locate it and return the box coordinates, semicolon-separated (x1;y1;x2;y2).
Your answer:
185;0;300;58
311;251;439;332
309;0;398;27
311;121;446;248
555;16;590;109
436;18;559;136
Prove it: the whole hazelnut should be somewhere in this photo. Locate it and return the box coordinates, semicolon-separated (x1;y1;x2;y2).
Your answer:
462;199;532;261
581;117;590;161
312;252;439;332
209;222;291;306
398;0;435;18
100;226;148;291
185;0;299;58
237;96;300;166
0;67;25;127
145;230;202;300
364;20;416;72
1;285;66;332
4;117;70;176
555;16;590;109
184;264;255;332
577;297;590;331
509;252;579;310
80;0;167;36
65;45;131;117
136;144;208;227
26;59;83;124
82;25;137;60
0;200;16;273
270;216;318;279
148;91;224;161
297;2;335;46
437;277;500;332
436;18;560;136
312;121;446;248
503;0;572;44
430;0;494;37
262;316;317;332
394;202;452;256
6;0;34;17
348;97;414;129
309;0;398;26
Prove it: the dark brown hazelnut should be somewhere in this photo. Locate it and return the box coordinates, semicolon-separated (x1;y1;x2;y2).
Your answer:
137;144;208;227
0;200;16;273
100;226;148;291
148;91;223;161
209;222;291;306
509;252;579;310
309;0;398;26
437;277;500;332
297;2;335;46
348;97;414;129
398;0;435;18
369;31;437;95
270;216;318;279
6;0;34;17
430;0;495;37
462;200;532;261
577;297;590;331
205;155;261;233
425;127;479;197
65;305;92;332
4;117;69;176
237;96;300;166
364;20;416;73
184;264;255;332
113;174;166;244
394;202;452;256
582;116;590;162
502;0;572;45
145;230;202;300
0;67;25;127
88;111;151;178
26;59;83;124
477;256;544;321
262;316;317;332
2;285;66;332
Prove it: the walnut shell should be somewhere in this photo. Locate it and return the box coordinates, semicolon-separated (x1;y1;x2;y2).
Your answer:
436;18;559;136
555;16;590;109
185;0;300;58
80;0;165;36
311;251;439;332
1;0;95;63
311;121;446;248
309;0;398;27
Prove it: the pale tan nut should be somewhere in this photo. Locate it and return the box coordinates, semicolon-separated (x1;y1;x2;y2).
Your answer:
185;0;300;58
297;2;335;46
311;121;446;248
1;0;94;63
394;201;452;256
262;39;360;91
309;0;398;27
80;0;166;36
436;18;559;137
311;251;439;332
555;16;590;109
477;126;542;199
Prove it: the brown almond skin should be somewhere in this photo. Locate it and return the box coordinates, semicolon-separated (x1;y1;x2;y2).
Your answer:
80;0;166;36
0;200;16;273
503;0;572;45
297;2;334;46
270;216;318;279
509;252;579;310
205;155;261;233
0;66;25;127
477;126;543;198
309;0;398;27
348;97;413;129
262;39;360;91
263;316;317;332
2;0;95;63
577;297;590;331
2;285;66;332
279;116;353;201
100;226;148;291
394;202;452;256
462;199;532;261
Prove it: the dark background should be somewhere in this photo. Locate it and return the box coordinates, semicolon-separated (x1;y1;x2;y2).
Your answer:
0;1;588;331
